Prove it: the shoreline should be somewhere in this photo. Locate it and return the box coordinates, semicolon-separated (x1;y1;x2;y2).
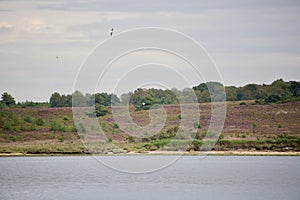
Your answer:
1;151;299;157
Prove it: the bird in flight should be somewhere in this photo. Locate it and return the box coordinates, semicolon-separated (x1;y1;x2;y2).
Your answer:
110;28;114;36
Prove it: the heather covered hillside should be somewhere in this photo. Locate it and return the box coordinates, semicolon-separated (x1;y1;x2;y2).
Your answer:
0;101;299;154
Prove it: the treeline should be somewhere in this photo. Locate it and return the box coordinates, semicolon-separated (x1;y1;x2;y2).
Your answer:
120;79;300;109
194;79;300;103
0;92;49;108
1;79;299;109
49;91;120;107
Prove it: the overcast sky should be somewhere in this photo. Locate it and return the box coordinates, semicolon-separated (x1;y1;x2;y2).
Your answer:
0;0;300;102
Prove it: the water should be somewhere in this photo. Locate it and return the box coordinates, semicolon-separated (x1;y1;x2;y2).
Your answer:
0;156;299;200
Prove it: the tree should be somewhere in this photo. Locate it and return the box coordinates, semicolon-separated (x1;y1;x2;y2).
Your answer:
1;92;16;107
72;90;86;107
50;92;62;107
290;81;300;97
225;86;238;101
95;103;108;117
264;94;281;103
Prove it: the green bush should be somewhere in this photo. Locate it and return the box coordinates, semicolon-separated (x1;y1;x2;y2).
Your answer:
112;122;119;129
35;118;44;126
23;116;33;123
3;121;13;131
50;120;66;132
75;123;86;133
95;104;108;117
193;121;201;129
58;134;65;142
126;136;135;143
63;116;70;121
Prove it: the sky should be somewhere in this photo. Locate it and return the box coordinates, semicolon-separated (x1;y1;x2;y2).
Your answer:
0;0;300;102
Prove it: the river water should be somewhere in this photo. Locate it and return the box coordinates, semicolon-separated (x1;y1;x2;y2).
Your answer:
0;156;299;200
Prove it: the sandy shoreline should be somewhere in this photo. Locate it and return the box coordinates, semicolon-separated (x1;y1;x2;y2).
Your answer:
0;151;299;157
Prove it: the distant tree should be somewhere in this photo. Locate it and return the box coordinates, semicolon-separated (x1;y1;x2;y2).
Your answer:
72;90;86;107
264;94;281;103
1;92;16;107
110;94;121;105
269;79;291;99
50;92;62;107
289;81;300;97
61;94;72;107
120;92;132;105
225;86;238;101
193;82;225;102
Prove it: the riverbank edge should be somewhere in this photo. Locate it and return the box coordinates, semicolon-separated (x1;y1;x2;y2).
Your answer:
0;151;299;157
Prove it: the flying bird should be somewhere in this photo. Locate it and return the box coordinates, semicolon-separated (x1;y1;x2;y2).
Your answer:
110;28;114;36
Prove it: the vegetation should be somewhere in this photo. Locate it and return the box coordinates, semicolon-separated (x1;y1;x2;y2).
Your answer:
0;78;300;154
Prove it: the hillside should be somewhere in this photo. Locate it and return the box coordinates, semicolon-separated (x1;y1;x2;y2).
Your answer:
0;101;299;154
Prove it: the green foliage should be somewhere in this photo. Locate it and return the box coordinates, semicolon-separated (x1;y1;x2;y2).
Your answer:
62;116;70;121
10;136;17;142
75;123;86;133
49;91;121;108
265;94;281;103
252;122;257;134
46;79;300;108
126;136;135;143
112;122;119;129
58;134;65;142
193;79;300;103
143;139;171;149
95;103;108;117
1;92;16;107
50;120;66;132
193;121;201;129
23;116;33;123
0;111;21;131
205;131;219;138
35;118;44;126
18;101;49;108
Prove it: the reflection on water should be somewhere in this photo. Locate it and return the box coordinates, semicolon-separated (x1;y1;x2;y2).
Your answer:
0;156;299;200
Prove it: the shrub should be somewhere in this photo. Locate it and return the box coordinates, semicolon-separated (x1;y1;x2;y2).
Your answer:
112;122;119;129
126;136;135;143
95;104;108;117
75;123;86;133
58;134;65;142
252;122;257;134
24;116;33;123
63;116;70;121
10;136;17;142
265;94;281;103
193;121;201;129
3;121;13;131
50;120;66;132
205;131;218;139
35;118;44;126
